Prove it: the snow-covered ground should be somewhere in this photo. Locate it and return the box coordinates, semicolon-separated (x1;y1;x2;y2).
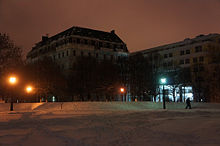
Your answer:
0;102;220;146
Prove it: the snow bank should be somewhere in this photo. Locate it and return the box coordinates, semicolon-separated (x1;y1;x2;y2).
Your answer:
0;102;220;112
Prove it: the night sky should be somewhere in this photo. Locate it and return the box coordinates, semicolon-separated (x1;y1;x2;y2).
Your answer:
1;0;220;55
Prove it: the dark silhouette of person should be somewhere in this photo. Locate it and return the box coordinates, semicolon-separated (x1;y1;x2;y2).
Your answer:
185;98;192;109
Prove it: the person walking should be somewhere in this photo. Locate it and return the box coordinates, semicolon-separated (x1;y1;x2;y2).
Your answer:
185;98;192;109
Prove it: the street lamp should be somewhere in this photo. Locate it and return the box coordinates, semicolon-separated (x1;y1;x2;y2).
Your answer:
120;87;125;101
160;78;167;109
8;76;17;111
26;86;33;93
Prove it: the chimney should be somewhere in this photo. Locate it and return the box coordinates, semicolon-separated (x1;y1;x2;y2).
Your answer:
42;35;49;42
111;30;115;34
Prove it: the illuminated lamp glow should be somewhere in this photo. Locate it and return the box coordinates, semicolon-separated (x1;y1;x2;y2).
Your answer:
9;77;17;84
160;78;166;84
26;86;32;93
120;88;125;93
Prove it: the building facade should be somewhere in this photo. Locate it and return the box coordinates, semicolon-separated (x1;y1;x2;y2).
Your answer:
26;26;129;101
27;26;129;71
133;33;220;102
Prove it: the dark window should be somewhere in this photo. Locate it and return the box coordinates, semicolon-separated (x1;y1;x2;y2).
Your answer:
111;55;113;60
168;61;173;66
84;39;88;45
62;52;64;57
199;66;205;71
193;66;198;72
96;53;99;58
118;56;121;60
99;42;103;47
180;50;184;55
81;51;84;56
69;38;72;43
195;46;202;52
91;40;95;46
164;54;168;58
66;50;69;56
77;38;80;44
106;43;110;48
199;56;204;62
185;59;190;64
186;50;190;54
73;50;76;56
53;55;56;60
163;62;167;67
169;53;173;57
179;59;184;64
104;54;106;60
65;39;68;44
193;57;197;63
58;53;60;59
88;52;91;57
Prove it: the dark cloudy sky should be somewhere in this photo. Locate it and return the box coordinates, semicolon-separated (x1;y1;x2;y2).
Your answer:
1;0;220;54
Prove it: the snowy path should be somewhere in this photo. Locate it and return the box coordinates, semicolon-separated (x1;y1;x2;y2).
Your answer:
0;103;220;145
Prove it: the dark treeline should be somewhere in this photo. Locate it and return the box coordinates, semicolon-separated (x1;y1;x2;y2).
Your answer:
1;33;220;102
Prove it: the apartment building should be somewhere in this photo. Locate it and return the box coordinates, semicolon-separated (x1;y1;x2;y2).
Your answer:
133;33;220;102
26;26;129;72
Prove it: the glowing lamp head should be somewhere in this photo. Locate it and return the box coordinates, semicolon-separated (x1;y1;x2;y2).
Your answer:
26;86;32;93
120;88;125;93
160;78;167;84
9;77;17;84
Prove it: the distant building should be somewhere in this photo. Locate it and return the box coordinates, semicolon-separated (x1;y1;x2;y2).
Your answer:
27;26;129;72
132;33;220;102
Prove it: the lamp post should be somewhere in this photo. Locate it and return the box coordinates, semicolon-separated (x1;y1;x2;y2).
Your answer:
8;76;17;111
160;78;166;109
120;87;125;101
